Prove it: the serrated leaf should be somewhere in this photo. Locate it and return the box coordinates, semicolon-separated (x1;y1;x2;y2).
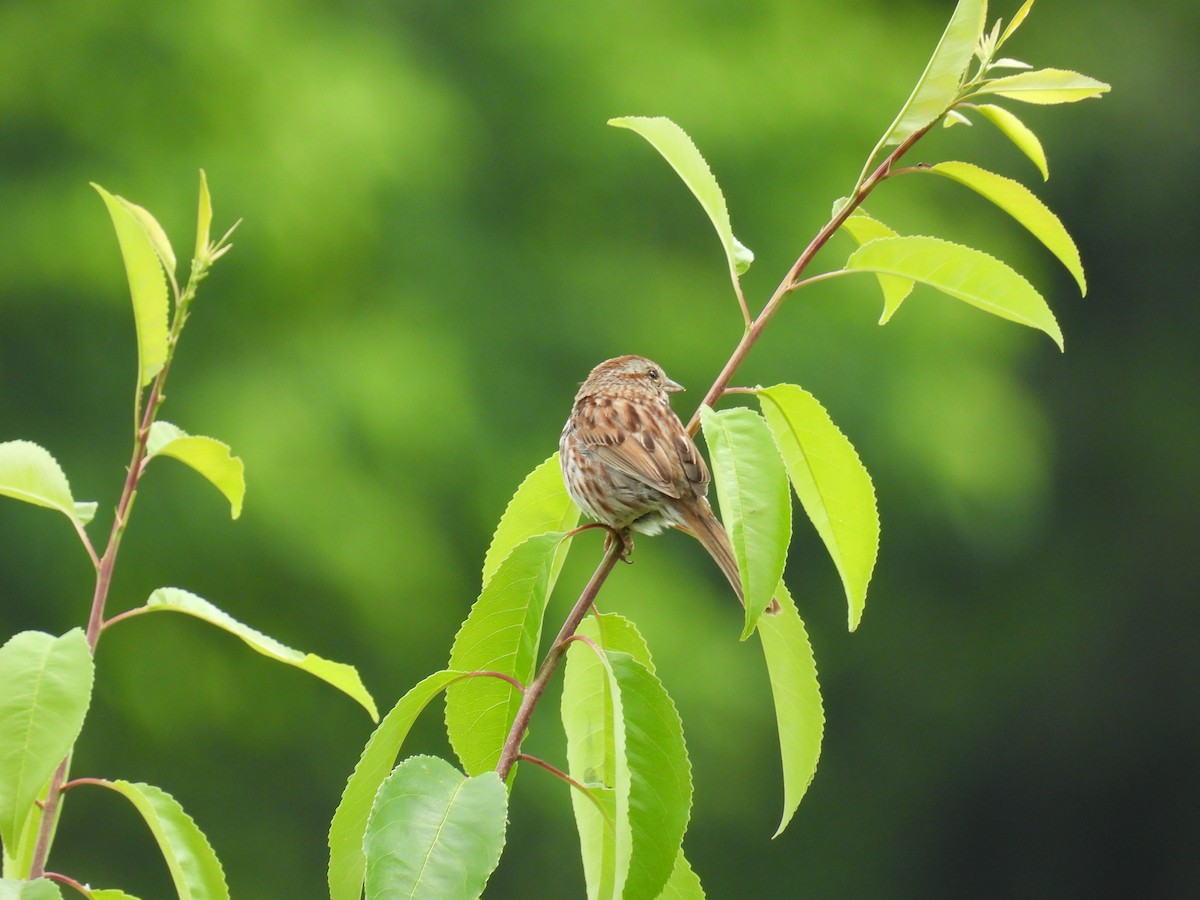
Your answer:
90;780;227;900
588;613;654;673
122;199;176;280
973;103;1049;180
145;422;245;519
195;170;213;266
482;453;578;590
757;584;824;836
92;184;170;388
0;629;93;851
920;161;1085;293
756;384;878;631
363;756;507;900
329;671;465;900
609;116;753;283
0;441;97;527
88;891;141;900
845;235;1064;349
878;0;987;147
839;209;914;323
144;588;377;721
699;407;791;639
446;531;565;774
980;68;1110;104
998;0;1037;48
654;851;705;899
0;878;64;899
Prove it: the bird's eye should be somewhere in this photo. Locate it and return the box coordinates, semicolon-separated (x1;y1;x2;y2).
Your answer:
647;368;659;380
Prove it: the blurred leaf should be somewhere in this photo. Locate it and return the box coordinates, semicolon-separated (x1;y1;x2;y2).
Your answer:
92;184;170;388
877;0;987;148
609;652;691;900
89;781;226;900
363;756;506;900
0;878;63;899
980;68;1110;104
146;422;246;519
122;199;176;281
329;670;465;900
920;161;1085;293
997;0;1037;48
562;621;628;900
756;385;878;631
838;208;914;323
699;407;791;639
609;116;754;281
757;584;824;836
988;57;1033;71
446;531;565;774
195;170;213;266
88;892;140;900
942;109;973;128
654;851;705;899
973;103;1049;180
0;629;92;852
0;441;97;527
845;235;1064;349
481;453;578;590
144;588;377;720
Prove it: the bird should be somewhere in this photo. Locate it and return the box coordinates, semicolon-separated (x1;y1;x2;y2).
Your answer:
559;354;779;614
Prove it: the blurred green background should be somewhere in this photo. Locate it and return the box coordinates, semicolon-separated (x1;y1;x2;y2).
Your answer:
1;0;1195;896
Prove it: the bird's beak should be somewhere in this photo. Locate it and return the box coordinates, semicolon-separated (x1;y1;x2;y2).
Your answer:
665;376;685;394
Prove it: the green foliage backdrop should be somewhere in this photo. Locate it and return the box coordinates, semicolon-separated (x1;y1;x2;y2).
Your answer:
0;1;1194;896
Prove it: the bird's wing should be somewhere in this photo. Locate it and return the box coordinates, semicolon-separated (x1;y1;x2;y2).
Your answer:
573;396;700;499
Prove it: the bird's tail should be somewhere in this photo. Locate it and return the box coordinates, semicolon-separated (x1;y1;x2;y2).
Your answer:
682;500;781;615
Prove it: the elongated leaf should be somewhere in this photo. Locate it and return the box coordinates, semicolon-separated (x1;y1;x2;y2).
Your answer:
609;116;754;280
481;453;578;590
878;0;987;148
610;652;691;900
756;385;878;631
89;891;140;900
0;441;97;526
757;584;824;836
838;208;913;323
144;588;377;720
92;184;170;388
0;878;63;899
920;161;1085;293
0;630;93;851
973;103;1048;180
998;0;1037;48
846;235;1064;349
588;613;654;672
146;422;245;519
123;200;176;280
446;531;565;774
329;671;466;900
980;68;1110;104
563;624;629;900
363;756;507;900
654;851;705;899
699;407;791;639
195;170;213;265
90;781;227;900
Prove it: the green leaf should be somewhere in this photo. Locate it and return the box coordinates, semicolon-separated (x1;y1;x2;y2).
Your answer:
920;161;1085;293
0;630;93;852
0;441;97;527
756;385;878;631
481;453;578;590
89;780;227;900
876;0;987;148
122;200;176;281
587;613;654;672
145;422;246;519
363;756;507;900
446;531;565;774
997;0;1037;48
329;671;466;900
0;878;64;899
973;103;1049;180
92;184;170;388
845;235;1064;350
562;622;629;900
609;116;754;281
143;588;377;721
757;584;824;836
654;851;705;899
609;652;691;900
699;407;791;639
838;208;913;323
195;170;213;266
89;891;141;900
980;68;1110;104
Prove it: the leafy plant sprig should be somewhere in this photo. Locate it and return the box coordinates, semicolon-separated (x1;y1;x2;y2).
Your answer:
329;1;1108;898
0;174;378;898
